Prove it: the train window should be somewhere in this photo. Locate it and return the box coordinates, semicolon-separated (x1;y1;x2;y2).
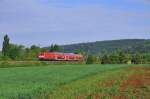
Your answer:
69;56;74;59
40;53;44;56
57;55;65;59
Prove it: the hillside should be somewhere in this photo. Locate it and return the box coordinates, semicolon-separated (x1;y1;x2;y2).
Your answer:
60;39;150;55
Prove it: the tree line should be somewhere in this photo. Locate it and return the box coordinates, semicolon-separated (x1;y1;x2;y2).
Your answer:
0;34;60;61
86;52;147;64
62;39;150;55
0;34;149;64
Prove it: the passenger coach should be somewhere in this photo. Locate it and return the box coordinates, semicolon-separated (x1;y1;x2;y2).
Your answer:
38;52;83;61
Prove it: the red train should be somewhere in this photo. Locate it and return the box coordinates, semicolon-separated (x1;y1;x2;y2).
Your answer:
38;52;83;61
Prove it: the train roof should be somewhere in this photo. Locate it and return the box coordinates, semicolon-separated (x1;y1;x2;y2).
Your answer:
48;52;81;55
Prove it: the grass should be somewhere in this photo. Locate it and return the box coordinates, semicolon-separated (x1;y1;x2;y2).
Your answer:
0;64;149;99
0;61;85;68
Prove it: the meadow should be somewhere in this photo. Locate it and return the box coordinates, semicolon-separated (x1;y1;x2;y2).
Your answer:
0;64;149;99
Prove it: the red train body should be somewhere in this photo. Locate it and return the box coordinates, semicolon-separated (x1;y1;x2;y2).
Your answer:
38;52;83;61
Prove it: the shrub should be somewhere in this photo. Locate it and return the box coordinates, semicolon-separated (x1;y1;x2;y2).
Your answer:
86;56;95;64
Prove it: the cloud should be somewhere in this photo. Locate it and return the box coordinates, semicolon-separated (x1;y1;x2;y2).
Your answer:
0;0;150;49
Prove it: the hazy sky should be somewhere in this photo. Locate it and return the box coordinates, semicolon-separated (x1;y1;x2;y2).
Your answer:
0;0;150;49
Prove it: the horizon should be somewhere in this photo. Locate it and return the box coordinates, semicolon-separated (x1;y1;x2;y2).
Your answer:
0;0;150;49
0;38;150;49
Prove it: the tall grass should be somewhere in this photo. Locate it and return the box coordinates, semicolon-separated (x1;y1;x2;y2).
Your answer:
0;61;85;68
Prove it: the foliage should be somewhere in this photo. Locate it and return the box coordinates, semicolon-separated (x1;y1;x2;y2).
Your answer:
30;45;40;50
27;45;42;60
101;52;132;64
0;34;149;64
0;56;11;61
101;55;111;64
86;56;94;64
131;53;144;64
109;54;120;64
61;39;150;55
74;49;87;56
118;52;131;64
0;61;85;68
49;44;60;52
8;44;25;60
86;55;100;64
2;34;10;56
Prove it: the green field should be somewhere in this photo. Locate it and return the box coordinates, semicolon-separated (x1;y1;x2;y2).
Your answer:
0;64;149;99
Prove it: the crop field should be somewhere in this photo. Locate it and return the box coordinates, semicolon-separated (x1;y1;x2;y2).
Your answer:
0;64;149;99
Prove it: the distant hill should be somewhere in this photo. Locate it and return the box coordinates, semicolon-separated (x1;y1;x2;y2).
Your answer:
59;39;150;55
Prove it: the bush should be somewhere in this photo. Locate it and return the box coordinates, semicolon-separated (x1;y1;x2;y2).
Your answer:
131;53;144;64
86;56;95;64
0;61;10;68
101;55;111;64
0;56;11;61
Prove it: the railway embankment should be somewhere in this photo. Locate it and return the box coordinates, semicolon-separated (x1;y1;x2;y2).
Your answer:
0;61;85;68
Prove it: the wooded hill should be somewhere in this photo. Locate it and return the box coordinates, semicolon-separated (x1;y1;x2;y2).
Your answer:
61;39;150;55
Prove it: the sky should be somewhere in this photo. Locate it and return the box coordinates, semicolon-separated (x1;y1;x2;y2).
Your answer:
0;0;150;49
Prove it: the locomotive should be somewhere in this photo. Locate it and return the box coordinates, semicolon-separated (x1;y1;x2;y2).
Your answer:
38;52;83;61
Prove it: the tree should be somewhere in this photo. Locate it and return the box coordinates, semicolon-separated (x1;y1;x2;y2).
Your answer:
101;55;111;64
28;45;41;60
119;52;130;64
109;54;120;64
30;45;40;50
8;44;24;60
49;44;60;52
0;51;2;60
2;34;10;56
131;53;143;64
86;55;95;64
74;49;86;55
